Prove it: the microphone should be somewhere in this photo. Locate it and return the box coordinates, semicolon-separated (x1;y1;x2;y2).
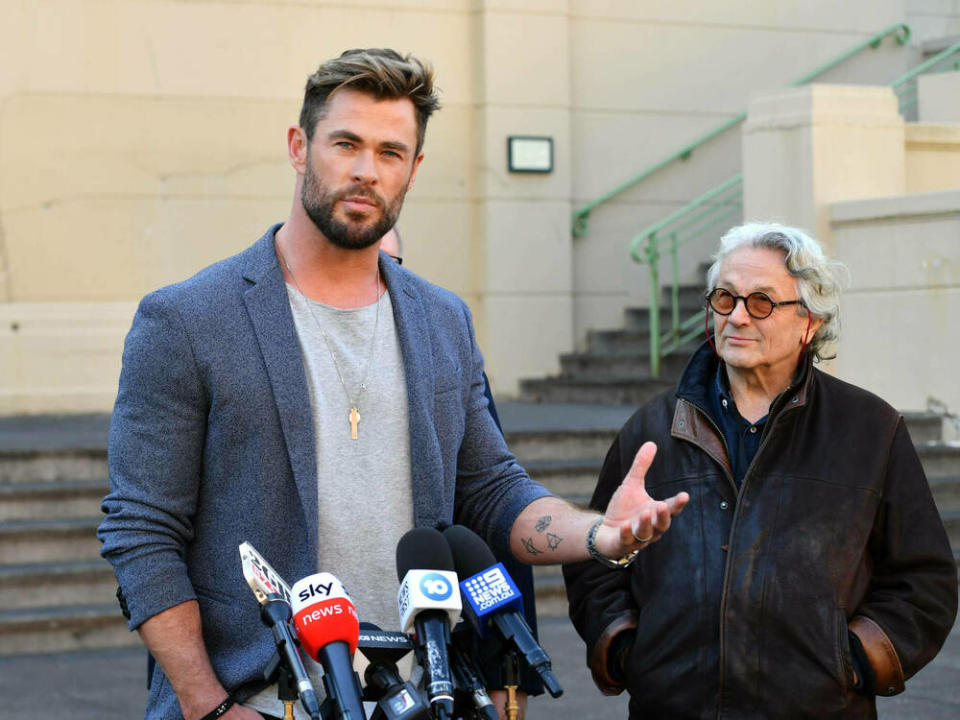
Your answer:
450;641;500;720
290;573;367;720
395;527;462;720
239;542;321;720
357;622;431;720
442;525;563;698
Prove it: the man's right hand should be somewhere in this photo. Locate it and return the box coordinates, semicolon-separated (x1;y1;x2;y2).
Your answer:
136;600;246;720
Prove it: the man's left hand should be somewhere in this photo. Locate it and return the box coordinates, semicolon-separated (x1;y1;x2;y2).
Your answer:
597;441;689;558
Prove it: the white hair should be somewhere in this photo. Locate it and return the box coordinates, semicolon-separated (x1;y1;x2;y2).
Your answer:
706;222;849;360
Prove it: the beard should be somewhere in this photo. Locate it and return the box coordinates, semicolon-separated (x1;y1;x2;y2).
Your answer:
301;159;407;251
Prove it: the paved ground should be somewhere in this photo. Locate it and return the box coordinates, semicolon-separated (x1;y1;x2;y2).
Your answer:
0;613;957;719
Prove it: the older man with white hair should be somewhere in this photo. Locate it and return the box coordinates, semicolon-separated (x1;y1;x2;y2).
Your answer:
564;222;958;720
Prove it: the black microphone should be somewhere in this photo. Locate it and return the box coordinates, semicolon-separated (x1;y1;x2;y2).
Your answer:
357;622;431;720
239;542;322;720
450;639;500;720
442;525;563;698
395;527;461;720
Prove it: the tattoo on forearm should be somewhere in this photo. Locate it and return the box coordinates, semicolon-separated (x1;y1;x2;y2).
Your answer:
546;532;563;550
522;537;543;556
534;515;552;533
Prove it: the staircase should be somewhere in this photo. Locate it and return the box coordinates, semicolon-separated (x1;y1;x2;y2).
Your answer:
520;284;705;404
1;393;958;654
0;416;135;656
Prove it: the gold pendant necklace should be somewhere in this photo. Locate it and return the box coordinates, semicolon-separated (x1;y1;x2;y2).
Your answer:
276;242;381;440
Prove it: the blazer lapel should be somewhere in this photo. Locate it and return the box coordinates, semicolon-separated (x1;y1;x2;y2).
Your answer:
381;255;446;529
241;228;319;555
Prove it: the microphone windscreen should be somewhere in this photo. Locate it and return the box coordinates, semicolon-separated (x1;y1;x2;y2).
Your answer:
290;573;360;658
395;527;455;580
442;525;497;578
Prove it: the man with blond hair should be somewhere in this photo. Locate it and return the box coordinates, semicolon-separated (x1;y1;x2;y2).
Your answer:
100;49;687;720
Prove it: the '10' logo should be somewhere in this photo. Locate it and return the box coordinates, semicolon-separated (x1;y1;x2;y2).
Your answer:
420;572;452;601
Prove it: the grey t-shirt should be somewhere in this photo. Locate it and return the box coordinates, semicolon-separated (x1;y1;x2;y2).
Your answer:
246;284;414;718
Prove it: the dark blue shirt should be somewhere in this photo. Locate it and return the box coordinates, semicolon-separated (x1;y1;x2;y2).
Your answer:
706;364;767;488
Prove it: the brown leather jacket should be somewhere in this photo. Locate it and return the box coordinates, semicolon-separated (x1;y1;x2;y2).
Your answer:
563;343;957;719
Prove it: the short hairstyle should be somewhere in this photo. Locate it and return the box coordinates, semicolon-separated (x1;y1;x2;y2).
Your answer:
299;48;441;155
705;222;849;360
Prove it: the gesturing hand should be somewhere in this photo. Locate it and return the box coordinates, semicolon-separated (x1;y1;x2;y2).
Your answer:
595;442;689;559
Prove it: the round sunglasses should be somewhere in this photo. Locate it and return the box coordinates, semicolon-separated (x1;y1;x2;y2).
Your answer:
706;288;805;320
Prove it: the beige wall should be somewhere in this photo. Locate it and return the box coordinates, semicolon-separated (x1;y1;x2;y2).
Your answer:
2;0;960;413
742;85;907;250
741;79;960;414
830;190;960;412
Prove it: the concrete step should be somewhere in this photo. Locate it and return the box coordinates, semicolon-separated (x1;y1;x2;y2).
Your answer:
903;413;947;444
0;449;107;484
524;459;597;504
0;604;138;656
503;428;616;463
944;510;960;548
559;350;690;381
624;297;705;333
0;518;102;564
519;377;674;405
917;443;960;479
930;477;960;513
0;479;108;521
532;567;568;619
0;560;116;610
585;328;700;358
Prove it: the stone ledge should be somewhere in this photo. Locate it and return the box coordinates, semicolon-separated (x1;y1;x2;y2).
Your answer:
830;188;960;223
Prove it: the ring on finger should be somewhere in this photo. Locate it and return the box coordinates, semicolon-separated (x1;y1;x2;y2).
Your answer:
632;530;655;544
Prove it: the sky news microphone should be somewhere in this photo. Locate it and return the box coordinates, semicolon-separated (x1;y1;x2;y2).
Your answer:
442;525;563;698
357;622;431;720
291;573;367;720
239;542;321;720
395;527;462;720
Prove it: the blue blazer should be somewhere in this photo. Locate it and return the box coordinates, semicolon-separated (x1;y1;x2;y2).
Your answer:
99;225;549;718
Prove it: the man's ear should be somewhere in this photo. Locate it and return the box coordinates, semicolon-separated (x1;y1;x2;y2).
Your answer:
406;152;425;191
287;125;308;174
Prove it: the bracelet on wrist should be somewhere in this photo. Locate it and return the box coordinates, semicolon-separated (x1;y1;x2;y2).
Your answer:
198;694;235;720
586;517;640;569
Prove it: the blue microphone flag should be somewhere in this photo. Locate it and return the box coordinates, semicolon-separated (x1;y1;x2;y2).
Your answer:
459;562;524;638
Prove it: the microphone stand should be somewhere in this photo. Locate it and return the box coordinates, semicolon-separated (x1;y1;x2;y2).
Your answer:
501;648;520;720
263;651;299;720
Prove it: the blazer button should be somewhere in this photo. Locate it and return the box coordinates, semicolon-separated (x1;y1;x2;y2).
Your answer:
719;500;730;510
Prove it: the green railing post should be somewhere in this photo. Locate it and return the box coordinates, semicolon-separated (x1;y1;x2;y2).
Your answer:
647;234;661;378
670;235;680;345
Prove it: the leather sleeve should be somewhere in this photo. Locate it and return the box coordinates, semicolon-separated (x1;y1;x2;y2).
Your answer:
849;615;904;696
562;431;640;695
854;418;958;694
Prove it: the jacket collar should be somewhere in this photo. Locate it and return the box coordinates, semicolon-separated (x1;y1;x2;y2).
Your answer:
676;340;813;417
239;225;320;553
672;340;815;478
378;254;446;529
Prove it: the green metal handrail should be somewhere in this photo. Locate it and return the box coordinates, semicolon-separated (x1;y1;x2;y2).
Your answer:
635;35;960;378
571;22;910;238
891;39;960;113
630;174;743;377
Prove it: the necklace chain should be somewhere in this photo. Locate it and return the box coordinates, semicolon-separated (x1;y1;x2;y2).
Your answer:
275;241;381;439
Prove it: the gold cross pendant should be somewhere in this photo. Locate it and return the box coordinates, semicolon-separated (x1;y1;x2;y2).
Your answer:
349;407;361;440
